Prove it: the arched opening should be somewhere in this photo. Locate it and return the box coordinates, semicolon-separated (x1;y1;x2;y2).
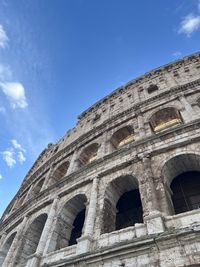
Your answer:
116;189;143;230
161;153;200;215
147;84;158;94
101;175;143;234
16;214;47;266
51;161;70;184
110;126;135;150
79;143;98;165
68;208;86;246
13;191;28;211
47;194;87;253
32;178;45;197
0;232;16;266
150;107;182;132
171;171;200;214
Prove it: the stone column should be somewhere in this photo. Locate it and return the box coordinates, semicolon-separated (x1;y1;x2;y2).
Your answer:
2;216;28;267
0;232;7;248
40;168;52;191
26;198;59;267
179;94;198;122
97;135;107;158
76;177;99;254
135;111;146;140
155;177;174;216
23;185;34;202
0;232;7;265
67;149;79;174
139;155;165;234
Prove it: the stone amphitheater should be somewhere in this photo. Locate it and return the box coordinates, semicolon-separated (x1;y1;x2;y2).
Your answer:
1;51;200;267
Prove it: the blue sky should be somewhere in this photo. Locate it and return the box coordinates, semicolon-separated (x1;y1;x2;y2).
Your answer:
0;0;200;216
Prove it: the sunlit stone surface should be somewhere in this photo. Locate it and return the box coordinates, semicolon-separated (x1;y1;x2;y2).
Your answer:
1;52;200;267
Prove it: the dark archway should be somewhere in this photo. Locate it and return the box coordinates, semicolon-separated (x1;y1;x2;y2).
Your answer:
101;175;143;234
116;189;143;230
68;208;86;246
161;153;200;215
171;171;200;214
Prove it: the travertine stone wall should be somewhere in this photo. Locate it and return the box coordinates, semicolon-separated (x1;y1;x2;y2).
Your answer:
1;52;200;267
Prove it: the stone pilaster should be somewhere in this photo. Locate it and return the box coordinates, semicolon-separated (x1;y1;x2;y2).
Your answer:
139;155;165;234
0;232;7;248
97;136;107;158
40;168;52;191
135;111;146;140
179;94;198;122
26;198;59;267
67;149;79;174
23;185;34;202
76;177;99;254
155;177;175;216
2;216;28;267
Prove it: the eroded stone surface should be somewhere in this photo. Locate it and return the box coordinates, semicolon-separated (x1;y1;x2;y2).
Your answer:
1;52;200;266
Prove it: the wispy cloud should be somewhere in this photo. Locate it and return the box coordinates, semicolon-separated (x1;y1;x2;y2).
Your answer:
2;149;16;167
17;151;26;164
11;139;26;152
1;139;26;167
0;82;28;109
0;173;2;180
178;14;200;37
178;1;200;37
0;24;8;49
0;64;12;82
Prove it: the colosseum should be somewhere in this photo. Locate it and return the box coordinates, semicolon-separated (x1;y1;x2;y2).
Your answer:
0;51;200;267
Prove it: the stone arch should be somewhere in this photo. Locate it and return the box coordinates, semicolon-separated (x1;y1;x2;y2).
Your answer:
13;191;28;211
47;194;87;253
161;153;200;215
155;150;200;183
0;232;17;266
110;125;135;149
51;160;70;184
78;143;99;166
31;178;45;197
16;213;48;266
149;107;183;132
101;175;143;234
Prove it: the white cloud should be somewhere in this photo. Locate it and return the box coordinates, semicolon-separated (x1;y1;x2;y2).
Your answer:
17;151;26;164
11;139;26;152
0;173;2;180
2;150;16;167
178;14;200;37
0;25;8;49
0;64;12;82
0;82;28;109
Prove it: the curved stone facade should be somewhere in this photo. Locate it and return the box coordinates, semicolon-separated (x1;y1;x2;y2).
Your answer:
1;52;200;267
